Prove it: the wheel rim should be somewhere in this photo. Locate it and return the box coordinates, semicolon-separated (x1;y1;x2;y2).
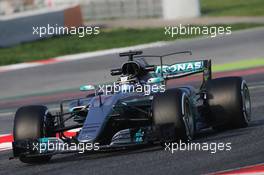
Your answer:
182;100;194;141
242;84;251;123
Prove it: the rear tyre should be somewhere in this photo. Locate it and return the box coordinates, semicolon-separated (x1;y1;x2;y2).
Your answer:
206;77;251;130
152;89;195;143
13;105;54;164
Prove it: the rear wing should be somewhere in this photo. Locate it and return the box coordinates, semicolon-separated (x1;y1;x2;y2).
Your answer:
133;51;212;86
156;60;211;79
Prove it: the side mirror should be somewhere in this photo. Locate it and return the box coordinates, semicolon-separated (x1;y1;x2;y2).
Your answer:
147;77;164;84
80;85;95;91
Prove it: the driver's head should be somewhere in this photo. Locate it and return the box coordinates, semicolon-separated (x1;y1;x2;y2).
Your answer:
121;62;140;76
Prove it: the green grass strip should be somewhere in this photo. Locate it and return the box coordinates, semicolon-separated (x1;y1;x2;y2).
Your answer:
201;0;264;16
213;58;264;72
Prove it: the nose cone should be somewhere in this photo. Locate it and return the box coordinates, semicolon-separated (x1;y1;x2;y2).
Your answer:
78;123;101;142
77;102;113;143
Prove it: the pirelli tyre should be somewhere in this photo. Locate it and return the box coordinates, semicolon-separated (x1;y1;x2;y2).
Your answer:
13;105;54;164
152;89;195;143
206;77;251;130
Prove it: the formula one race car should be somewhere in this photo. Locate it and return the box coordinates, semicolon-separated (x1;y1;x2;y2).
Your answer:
11;51;251;163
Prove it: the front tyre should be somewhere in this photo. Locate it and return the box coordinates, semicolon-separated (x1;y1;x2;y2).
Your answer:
13;105;54;164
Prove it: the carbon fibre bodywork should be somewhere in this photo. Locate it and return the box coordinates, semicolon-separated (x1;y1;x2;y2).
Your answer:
12;51;216;159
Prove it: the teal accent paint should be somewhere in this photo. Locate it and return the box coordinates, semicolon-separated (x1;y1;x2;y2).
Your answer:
155;61;204;75
39;138;49;143
80;85;95;91
134;129;144;143
147;77;164;84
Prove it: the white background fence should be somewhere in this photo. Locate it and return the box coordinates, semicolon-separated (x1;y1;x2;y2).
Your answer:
0;0;163;20
81;0;162;20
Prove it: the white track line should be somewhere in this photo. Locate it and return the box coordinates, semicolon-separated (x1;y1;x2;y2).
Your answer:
0;63;43;72
0;112;14;117
0;142;12;151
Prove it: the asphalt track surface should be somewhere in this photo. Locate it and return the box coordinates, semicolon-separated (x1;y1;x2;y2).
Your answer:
0;28;264;174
